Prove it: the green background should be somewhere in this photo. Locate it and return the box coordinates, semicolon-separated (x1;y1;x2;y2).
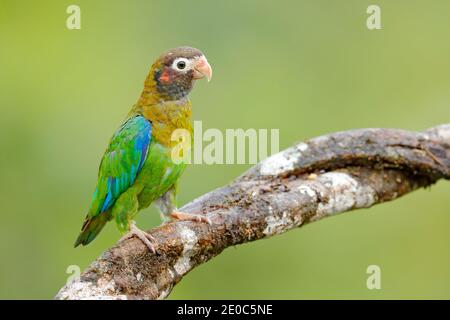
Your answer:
0;0;449;299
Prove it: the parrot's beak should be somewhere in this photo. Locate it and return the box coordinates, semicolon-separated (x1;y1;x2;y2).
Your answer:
193;56;212;82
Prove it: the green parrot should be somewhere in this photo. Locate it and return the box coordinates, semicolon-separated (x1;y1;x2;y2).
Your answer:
75;47;212;252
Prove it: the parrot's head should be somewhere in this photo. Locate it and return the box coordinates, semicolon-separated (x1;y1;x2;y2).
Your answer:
144;46;212;102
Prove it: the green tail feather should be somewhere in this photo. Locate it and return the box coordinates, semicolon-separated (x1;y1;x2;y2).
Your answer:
74;213;110;247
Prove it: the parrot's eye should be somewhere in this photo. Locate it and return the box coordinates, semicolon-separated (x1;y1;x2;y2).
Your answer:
172;58;189;71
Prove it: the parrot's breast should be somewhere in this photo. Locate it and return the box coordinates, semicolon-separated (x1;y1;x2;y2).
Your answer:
140;101;193;147
129;100;193;209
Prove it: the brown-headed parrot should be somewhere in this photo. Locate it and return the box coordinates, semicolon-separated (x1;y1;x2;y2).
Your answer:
74;47;212;252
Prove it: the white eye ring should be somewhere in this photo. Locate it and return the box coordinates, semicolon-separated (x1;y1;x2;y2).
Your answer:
172;57;190;71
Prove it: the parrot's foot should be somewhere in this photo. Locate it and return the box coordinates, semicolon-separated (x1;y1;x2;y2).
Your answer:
170;211;211;224
120;222;157;253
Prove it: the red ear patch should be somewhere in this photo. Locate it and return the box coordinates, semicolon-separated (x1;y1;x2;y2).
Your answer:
159;71;171;84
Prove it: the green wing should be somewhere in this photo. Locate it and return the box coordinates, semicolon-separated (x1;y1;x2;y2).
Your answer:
89;115;152;216
74;115;152;246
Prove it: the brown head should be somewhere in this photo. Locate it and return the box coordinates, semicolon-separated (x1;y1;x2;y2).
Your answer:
138;46;212;105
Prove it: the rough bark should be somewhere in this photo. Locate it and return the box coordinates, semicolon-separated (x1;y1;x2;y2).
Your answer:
56;125;450;300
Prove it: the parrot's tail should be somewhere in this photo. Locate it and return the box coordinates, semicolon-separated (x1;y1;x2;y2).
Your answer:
74;213;110;247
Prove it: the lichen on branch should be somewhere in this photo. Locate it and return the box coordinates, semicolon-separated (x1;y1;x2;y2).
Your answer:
56;124;450;300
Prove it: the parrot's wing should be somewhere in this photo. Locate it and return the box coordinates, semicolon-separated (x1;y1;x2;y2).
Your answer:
88;115;152;217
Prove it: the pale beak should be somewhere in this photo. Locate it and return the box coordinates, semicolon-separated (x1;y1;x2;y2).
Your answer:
193;56;212;82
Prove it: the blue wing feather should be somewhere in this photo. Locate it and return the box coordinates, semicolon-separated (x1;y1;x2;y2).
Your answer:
89;115;152;217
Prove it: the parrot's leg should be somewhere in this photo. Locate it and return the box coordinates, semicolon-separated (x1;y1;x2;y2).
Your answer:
154;186;176;224
114;189;157;253
120;221;156;253
170;211;211;224
155;186;211;224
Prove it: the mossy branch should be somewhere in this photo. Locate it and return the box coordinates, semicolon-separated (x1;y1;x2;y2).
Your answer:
56;124;450;300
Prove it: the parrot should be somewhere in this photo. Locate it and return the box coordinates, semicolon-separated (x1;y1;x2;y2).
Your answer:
74;46;212;252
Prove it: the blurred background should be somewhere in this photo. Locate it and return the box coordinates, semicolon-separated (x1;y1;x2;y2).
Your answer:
0;0;449;299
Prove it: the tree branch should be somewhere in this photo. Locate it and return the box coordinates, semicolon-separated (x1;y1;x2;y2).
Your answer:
56;125;450;300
